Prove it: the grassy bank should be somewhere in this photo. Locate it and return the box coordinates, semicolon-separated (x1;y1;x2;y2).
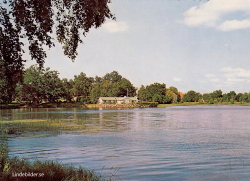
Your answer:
158;102;250;107
0;143;111;181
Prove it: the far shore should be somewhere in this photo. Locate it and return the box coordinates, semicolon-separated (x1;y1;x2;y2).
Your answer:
1;102;250;110
0;102;157;109
158;102;250;107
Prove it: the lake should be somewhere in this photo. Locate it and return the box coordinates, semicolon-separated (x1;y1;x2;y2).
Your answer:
2;105;250;180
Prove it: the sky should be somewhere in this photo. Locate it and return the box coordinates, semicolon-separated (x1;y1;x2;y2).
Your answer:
24;0;250;94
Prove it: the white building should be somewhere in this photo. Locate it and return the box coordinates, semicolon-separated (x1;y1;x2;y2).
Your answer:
98;96;138;104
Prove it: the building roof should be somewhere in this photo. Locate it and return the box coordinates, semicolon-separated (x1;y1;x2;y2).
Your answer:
99;97;137;101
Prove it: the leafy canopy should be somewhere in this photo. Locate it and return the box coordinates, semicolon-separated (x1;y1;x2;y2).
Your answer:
1;0;115;65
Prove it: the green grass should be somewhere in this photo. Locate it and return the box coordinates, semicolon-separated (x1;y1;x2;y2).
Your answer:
0;144;111;181
158;102;201;107
0;119;87;136
158;102;250;107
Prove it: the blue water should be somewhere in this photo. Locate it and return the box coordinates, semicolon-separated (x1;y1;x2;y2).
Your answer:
4;105;250;180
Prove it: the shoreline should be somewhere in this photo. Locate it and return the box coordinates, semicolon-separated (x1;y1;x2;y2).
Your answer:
0;102;158;109
1;102;250;110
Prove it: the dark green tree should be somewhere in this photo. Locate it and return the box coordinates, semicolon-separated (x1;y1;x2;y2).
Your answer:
103;71;122;83
0;7;23;103
18;65;63;103
211;89;222;100
90;71;136;103
242;92;250;103
138;85;147;102
71;72;94;103
182;90;201;102
202;93;211;103
145;83;166;102
138;83;168;103
235;93;243;103
61;78;74;102
0;0;114;103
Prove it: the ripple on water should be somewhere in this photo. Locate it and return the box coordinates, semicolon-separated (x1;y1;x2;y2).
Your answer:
5;106;250;180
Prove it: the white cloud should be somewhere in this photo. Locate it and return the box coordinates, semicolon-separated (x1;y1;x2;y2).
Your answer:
221;67;250;78
103;21;129;33
173;77;182;82
218;19;250;31
205;74;220;82
183;0;250;31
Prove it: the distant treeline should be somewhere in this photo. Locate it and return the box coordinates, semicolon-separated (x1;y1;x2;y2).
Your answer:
1;65;249;105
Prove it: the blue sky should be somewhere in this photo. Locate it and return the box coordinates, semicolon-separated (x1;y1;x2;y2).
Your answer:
24;0;250;94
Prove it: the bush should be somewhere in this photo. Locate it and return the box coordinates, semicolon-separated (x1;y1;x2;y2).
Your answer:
139;102;158;107
0;144;111;181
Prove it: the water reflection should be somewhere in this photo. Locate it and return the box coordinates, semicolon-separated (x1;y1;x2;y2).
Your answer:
4;105;250;180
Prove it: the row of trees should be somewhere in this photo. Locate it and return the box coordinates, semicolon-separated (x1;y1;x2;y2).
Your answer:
11;65;136;104
182;89;250;104
138;83;181;104
2;64;250;105
138;83;250;104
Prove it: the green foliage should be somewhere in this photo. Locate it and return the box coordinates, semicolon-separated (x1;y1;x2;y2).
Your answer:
166;86;180;103
202;93;211;103
209;98;214;104
211;90;222;99
90;71;136;103
72;72;94;103
138;83;167;103
138;102;158;107
0;1;114;104
16;65;64;104
182;90;201;102
61;78;74;102
0;143;8;173
0;7;24;103
1;0;114;64
138;85;147;102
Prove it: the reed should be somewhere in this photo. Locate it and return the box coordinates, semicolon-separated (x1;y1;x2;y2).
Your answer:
0;119;86;135
0;144;113;181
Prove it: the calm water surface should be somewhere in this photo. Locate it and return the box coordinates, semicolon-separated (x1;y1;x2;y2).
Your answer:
2;105;250;180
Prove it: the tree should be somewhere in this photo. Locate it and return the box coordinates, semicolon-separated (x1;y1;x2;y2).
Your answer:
0;0;114;103
235;93;243;102
182;90;201;102
166;89;176;103
211;90;222;100
242;92;250;103
138;85;147;102
166;86;181;103
42;68;64;102
202;93;211;103
138;83;167;103
118;78;136;97
1;0;114;64
71;72;94;103
90;71;136;103
61;78;74;102
0;7;24;103
103;71;122;83
18;65;63;103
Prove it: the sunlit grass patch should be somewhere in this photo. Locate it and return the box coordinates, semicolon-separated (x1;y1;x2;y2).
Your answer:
0;117;127;136
0;119;86;135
